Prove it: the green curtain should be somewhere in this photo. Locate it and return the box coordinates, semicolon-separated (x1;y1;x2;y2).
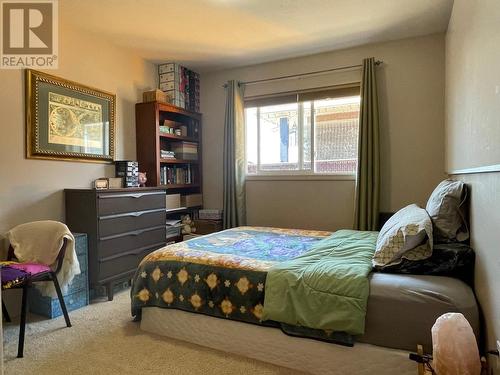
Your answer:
354;57;380;231
223;80;246;229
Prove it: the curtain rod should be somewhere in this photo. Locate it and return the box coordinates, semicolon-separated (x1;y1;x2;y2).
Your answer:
222;60;382;88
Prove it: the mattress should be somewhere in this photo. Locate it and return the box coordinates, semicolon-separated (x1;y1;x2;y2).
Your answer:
360;273;479;352
141;307;416;375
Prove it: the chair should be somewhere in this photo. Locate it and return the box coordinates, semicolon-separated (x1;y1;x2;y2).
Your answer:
1;237;72;358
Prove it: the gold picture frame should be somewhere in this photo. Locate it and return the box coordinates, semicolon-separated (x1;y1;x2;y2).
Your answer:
26;69;116;163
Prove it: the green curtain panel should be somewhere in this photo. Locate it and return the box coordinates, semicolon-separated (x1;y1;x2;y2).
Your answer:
223;80;246;229
354;58;380;231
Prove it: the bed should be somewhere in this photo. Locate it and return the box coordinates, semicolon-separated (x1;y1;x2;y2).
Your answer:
131;226;479;374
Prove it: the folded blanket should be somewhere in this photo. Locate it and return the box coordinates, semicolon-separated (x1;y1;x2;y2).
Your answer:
7;220;80;296
262;229;377;335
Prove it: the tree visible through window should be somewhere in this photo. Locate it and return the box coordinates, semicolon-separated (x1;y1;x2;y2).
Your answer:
245;96;360;175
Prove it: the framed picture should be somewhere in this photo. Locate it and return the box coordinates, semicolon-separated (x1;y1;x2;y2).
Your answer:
25;69;116;163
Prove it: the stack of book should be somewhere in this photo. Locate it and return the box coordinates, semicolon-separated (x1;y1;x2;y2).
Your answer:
160;165;194;185
171;141;198;160
160;150;176;159
166;218;182;240
158;62;200;112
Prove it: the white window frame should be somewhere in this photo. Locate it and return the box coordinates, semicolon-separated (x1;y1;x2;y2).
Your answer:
244;98;358;179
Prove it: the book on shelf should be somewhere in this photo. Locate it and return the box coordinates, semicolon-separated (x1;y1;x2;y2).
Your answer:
160;150;176;159
171;141;198;161
160;164;194;185
166;218;182;226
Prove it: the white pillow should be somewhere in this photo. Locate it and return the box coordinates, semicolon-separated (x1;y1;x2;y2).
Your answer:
373;204;433;267
426;179;469;242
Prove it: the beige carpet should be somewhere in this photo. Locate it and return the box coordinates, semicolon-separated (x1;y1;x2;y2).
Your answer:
3;290;302;375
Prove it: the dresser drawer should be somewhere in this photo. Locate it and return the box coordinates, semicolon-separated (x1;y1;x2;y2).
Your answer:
98;246;157;282
99;225;166;259
99;208;166;238
98;191;165;215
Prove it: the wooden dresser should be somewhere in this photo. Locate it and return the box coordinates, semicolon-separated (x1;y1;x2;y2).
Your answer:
65;188;166;300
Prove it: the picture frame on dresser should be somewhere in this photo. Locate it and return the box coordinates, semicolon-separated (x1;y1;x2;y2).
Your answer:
64;188;166;301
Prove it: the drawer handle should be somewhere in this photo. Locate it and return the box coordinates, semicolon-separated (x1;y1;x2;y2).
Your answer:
99;208;165;220
100;225;165;241
100;241;166;262
99;191;165;199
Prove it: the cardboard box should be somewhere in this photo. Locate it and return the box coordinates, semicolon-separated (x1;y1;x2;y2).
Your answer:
160;81;181;92
108;177;123;189
181;194;202;207
158;62;180;75
166;194;181;210
159;72;180;83
183;234;201;241
195;219;222;235
143;89;167;103
199;209;223;220
172;141;197;160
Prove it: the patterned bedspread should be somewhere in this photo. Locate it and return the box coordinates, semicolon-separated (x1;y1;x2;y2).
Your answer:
131;226;327;315
132;227;363;344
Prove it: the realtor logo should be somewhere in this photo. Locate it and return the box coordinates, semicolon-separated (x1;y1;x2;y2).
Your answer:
1;0;58;68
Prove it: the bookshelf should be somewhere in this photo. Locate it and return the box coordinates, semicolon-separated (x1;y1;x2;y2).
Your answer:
135;100;203;202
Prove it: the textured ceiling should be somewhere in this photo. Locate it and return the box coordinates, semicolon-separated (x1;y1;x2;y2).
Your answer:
61;0;453;71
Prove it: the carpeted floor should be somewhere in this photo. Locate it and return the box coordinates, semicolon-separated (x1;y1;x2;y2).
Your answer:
3;290;301;375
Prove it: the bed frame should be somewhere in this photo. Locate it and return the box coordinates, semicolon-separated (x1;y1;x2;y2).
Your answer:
141;307;416;374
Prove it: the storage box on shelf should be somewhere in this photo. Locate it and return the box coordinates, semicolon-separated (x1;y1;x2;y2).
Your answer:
195;219;223;235
182;194;203;207
166;193;181;210
29;233;89;318
157;62;200;112
143;89;168;103
199;209;223;220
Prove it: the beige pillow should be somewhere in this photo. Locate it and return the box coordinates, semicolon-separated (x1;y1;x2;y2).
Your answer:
373;204;433;267
426;179;469;242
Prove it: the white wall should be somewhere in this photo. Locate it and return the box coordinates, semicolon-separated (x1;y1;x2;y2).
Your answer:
201;34;446;231
445;0;500;368
0;20;157;234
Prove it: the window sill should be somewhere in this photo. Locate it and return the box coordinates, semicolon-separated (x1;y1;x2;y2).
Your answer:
245;174;356;181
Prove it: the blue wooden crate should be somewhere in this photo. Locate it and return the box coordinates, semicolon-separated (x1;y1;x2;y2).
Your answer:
29;233;89;319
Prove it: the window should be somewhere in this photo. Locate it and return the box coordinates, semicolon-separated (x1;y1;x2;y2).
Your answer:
245;91;360;175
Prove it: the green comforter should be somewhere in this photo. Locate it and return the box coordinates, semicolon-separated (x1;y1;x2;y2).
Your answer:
262;229;377;335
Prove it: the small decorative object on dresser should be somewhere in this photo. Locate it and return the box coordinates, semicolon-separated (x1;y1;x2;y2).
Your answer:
64;187;166;301
107;177;123;189
29;233;89;318
138;172;147;187
94;178;108;190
